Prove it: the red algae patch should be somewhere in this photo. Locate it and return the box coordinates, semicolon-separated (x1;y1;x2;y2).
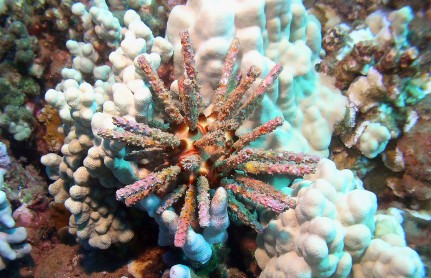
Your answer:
127;246;167;278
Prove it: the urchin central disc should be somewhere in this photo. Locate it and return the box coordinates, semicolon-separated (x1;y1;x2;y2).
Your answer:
179;153;201;174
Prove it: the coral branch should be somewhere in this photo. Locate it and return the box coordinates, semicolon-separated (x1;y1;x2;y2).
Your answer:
202;187;229;244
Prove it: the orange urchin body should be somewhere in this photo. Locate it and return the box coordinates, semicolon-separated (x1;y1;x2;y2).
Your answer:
98;30;320;247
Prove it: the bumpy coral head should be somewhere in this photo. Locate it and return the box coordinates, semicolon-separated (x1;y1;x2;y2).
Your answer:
0;142;11;171
98;30;320;247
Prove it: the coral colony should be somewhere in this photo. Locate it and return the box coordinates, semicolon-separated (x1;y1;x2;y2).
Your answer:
0;0;429;277
0;143;32;270
98;31;320;246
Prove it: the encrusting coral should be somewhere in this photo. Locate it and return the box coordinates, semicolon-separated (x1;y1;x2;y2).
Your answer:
395;94;431;202
321;7;430;159
318;6;431;211
98;30;320;247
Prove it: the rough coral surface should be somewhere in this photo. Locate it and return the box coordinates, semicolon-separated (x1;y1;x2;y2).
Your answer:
321;6;431;211
397;94;431;201
255;158;425;277
166;0;348;156
323;7;430;159
0;143;32;270
41;8;158;249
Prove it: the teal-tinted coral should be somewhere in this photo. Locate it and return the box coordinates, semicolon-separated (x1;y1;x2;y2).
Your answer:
0;20;41;140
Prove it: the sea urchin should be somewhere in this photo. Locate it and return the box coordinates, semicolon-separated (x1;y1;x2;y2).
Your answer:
98;30;320;247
